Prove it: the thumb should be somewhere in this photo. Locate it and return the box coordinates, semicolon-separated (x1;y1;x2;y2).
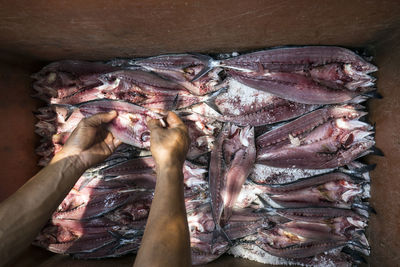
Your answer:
113;138;122;148
166;111;184;128
147;118;163;132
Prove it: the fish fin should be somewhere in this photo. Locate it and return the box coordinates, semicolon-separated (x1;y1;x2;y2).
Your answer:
362;90;382;99
190;53;216;82
370;146;384;156
254;205;276;214
50;103;76;121
356;163;376;173
342;163;376;175
341;246;367;264
347;174;369;184
256;194;273;208
203;86;228;115
347;240;370;255
212;224;233;246
77;176;93;191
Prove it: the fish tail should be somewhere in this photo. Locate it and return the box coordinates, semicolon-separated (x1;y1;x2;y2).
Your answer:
203;86;228;115
362;90;382;99
190;53;218;82
354;163;377;173
352;202;376;214
212;224;233;246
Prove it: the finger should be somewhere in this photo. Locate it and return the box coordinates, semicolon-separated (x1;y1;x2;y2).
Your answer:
104;132;117;152
166;111;185;128
113;138;122;148
147;118;163;132
106;131;122;148
84;110;118;127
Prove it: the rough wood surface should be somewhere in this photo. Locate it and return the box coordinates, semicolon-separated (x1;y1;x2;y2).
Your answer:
0;0;398;61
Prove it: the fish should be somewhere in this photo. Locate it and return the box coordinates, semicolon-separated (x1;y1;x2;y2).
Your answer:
188;204;272;265
54;99;162;148
193;46;377;105
89;156;207;191
52;189;153;220
32;60;122;102
33;48;376;266
120;53;222;96
179;112;223;160
209;123;256;230
229;241;356;266
253;172;368;208
256;105;376;169
35;103;222;161
255;220;369;259
45;69;224;113
182;78;321;126
260;206;367;226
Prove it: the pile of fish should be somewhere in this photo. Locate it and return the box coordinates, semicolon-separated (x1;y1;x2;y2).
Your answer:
32;46;379;266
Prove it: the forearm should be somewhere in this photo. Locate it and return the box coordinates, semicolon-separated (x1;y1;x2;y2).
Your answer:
0;155;86;265
134;163;191;267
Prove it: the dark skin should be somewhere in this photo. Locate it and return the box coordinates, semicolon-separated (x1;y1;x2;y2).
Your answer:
0;111;191;267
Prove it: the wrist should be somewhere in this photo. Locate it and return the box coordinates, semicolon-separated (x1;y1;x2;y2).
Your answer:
156;161;185;180
155;157;184;170
50;151;87;173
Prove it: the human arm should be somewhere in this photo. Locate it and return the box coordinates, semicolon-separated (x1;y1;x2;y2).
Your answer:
133;112;192;267
0;111;121;266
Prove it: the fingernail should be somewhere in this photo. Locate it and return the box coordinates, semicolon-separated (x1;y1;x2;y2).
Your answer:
113;138;122;147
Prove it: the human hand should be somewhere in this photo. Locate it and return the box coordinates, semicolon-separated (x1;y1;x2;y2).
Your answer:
147;112;190;169
51;111;122;169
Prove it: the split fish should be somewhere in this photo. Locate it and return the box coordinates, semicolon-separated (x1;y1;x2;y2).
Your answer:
193;46;378;105
256;105;376;169
209;123;256;230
